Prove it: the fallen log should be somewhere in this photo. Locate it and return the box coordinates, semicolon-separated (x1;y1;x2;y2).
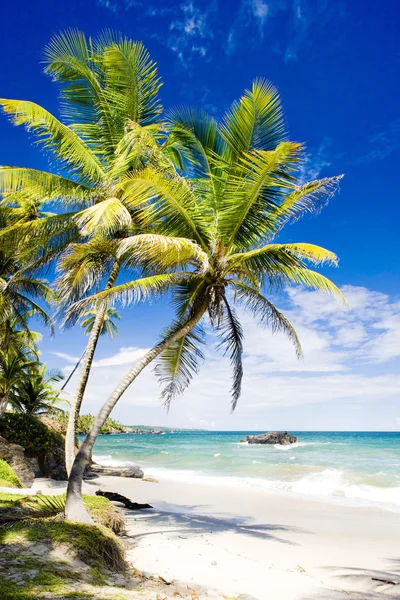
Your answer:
372;577;398;585
95;490;152;510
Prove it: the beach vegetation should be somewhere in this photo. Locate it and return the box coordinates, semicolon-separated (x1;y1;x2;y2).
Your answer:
57;411;126;435
0;413;58;455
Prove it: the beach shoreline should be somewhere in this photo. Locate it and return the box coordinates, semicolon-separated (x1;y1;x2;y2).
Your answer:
33;472;400;599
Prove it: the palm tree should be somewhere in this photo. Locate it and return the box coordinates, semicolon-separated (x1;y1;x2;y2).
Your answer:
0;30;191;474
0;352;32;414
61;306;120;392
11;364;65;416
81;307;120;339
64;80;345;522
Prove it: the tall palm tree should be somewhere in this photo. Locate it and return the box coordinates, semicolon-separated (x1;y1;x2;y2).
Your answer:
64;80;345;522
0;30;192;473
61;306;120;392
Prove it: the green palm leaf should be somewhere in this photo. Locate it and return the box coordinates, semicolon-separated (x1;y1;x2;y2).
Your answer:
0;99;105;183
155;324;205;410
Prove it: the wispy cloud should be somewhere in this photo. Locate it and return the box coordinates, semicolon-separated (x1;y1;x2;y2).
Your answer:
167;1;217;65
350;118;400;165
227;0;285;55
301;136;334;181
98;0;217;65
227;0;343;60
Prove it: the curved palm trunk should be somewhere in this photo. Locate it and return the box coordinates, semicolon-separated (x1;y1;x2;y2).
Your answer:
65;263;120;475
65;304;206;523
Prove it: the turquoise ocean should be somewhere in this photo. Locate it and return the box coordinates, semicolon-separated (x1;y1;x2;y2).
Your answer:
92;431;400;512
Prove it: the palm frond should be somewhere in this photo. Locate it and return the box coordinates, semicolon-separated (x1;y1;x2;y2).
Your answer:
75;197;132;235
117;234;209;271
219;78;286;164
217;297;244;411
63;272;188;326
229;242;338;272
283;267;347;300
0;167;94;207
155;323;205;410
272;175;343;228
120;168;210;246
0;99;105;183
219;142;302;249
231;281;302;358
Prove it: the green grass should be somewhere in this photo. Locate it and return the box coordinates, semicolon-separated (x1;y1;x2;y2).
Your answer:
0;492;125;533
0;459;23;488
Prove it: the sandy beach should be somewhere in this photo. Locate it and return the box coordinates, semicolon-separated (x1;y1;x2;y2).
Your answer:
31;473;399;600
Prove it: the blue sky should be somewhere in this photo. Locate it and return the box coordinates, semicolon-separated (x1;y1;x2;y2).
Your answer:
1;0;399;429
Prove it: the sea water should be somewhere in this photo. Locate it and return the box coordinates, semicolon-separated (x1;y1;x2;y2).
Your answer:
92;430;400;512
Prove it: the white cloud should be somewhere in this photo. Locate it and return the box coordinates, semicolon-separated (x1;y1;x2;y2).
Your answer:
53;284;400;430
92;346;150;368
52;351;80;363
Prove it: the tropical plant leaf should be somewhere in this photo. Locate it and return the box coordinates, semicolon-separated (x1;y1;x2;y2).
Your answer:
155;323;205;409
217;297;244;411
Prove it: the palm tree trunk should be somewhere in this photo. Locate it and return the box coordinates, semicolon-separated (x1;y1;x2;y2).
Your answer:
65;304;206;523
65;262;120;475
61;350;85;391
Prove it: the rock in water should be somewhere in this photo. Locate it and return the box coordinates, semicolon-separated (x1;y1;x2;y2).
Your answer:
241;431;297;445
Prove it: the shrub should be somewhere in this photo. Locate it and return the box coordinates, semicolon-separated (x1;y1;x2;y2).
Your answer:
0;413;56;455
0;460;22;488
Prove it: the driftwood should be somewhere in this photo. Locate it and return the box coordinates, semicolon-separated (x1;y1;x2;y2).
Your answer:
95;490;152;509
372;577;398;585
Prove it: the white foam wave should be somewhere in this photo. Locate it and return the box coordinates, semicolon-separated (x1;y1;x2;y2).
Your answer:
92;454;136;468
161;451;169;454
273;441;319;451
142;466;400;512
214;453;221;457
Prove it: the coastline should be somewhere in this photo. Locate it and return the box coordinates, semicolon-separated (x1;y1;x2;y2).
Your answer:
33;472;400;599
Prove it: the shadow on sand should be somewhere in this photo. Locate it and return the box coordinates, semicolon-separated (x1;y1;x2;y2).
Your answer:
120;500;313;547
300;558;400;600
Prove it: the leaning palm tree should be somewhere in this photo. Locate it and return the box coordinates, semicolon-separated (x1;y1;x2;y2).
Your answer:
63;79;345;522
61;306;120;392
0;30;192;474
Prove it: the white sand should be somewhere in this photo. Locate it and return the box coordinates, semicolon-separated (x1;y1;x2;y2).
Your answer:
64;473;400;600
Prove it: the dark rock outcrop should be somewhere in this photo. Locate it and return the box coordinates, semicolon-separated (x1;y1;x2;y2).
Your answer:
241;431;297;445
0;415;68;483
